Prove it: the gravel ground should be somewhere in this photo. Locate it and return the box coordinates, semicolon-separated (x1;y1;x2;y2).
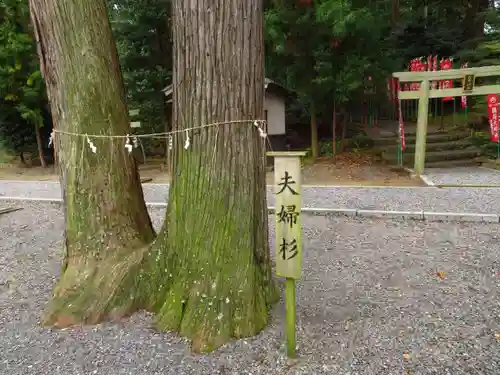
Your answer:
1;201;500;374
2;180;500;214
423;167;500;186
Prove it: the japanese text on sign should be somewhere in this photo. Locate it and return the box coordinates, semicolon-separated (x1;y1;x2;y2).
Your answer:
279;238;298;260
269;152;306;280
277;204;299;228
275;172;300;263
277;171;299;195
463;74;475;92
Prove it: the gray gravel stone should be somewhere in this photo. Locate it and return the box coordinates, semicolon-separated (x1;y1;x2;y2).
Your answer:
424;167;500;186
1;202;500;374
2;180;500;215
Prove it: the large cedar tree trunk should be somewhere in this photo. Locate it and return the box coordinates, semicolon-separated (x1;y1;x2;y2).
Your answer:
28;0;155;325
144;0;278;352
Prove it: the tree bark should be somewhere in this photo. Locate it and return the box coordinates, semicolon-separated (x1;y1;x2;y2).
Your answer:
144;0;278;352
34;123;46;167
340;109;347;152
156;14;172;162
332;101;336;158
392;0;399;28
463;0;489;40
28;0;155;325
310;101;319;158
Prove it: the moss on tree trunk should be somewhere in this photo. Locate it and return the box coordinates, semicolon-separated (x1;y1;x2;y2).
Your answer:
28;0;155;325
142;0;278;352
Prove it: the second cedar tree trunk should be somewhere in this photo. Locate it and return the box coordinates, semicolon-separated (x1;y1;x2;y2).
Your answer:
28;0;155;325
142;0;278;352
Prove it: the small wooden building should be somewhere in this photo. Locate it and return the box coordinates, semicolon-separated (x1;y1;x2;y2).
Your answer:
162;78;289;153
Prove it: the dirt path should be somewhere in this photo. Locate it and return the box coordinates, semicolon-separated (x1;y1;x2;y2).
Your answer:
0;152;424;186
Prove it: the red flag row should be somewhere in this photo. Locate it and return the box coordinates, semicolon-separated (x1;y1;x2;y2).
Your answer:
387;56;456;103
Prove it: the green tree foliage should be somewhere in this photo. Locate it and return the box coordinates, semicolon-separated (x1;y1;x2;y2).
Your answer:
264;0;398;156
108;0;172;156
266;0;399;105
0;0;173;162
457;3;500;139
0;0;46;161
0;0;495;161
265;0;490;116
263;0;494;156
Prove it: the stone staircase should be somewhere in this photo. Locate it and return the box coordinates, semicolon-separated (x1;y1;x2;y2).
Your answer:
371;127;481;168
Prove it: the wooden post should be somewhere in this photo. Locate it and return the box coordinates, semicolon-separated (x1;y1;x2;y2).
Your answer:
267;151;306;358
128;108;145;163
414;79;430;176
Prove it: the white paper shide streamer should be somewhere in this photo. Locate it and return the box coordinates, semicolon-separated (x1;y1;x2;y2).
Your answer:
168;135;173;151
46;120;268;155
86;135;97;153
184;130;190;149
254;121;267;138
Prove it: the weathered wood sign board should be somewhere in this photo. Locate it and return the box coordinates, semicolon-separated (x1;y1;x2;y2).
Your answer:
267;151;306;358
268;151;306;280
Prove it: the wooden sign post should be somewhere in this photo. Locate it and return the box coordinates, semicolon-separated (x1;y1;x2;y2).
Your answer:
267;151;306;358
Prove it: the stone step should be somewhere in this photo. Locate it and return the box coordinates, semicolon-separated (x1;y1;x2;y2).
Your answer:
388;157;480;169
373;132;470;147
384;148;481;164
423;159;481;168
384;139;474;154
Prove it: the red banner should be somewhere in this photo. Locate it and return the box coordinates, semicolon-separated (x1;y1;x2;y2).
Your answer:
431;55;438;89
440;59;453;101
488;94;499;142
409;59;417;91
416;61;426;90
398;98;406;150
461;62;468;109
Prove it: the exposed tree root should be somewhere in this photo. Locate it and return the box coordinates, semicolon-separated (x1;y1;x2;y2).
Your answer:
44;238;278;354
141;239;279;353
42;246;149;327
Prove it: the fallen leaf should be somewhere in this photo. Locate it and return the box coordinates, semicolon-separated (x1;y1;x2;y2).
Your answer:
436;271;446;280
